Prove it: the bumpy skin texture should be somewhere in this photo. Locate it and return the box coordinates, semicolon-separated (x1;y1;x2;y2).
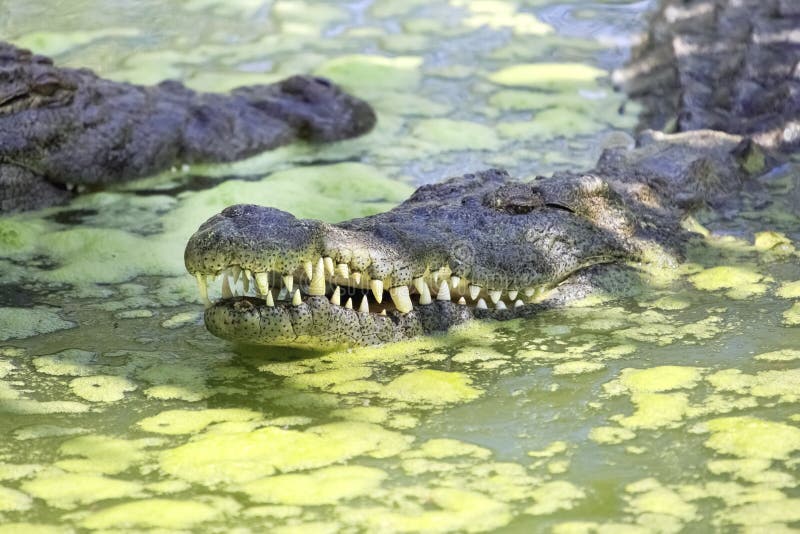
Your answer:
185;130;765;349
0;41;376;212
185;0;793;349
614;0;800;152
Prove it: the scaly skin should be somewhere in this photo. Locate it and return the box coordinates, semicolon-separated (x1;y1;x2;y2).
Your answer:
0;41;376;212
185;0;798;349
614;0;800;152
184;130;767;349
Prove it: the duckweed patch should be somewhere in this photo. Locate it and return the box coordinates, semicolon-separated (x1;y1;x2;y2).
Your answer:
238;465;387;505
79;498;226;530
21;473;143;509
410;119;503;152
0;308;76;341
696;417;800;460
689;266;768;299
381;370;482;405
159;422;412;485
488;63;606;89
69;375;137;402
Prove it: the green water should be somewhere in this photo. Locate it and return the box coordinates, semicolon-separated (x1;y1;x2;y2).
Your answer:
1;0;799;532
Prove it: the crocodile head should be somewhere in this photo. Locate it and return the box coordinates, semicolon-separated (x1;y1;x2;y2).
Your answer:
184;168;656;349
0;43;77;114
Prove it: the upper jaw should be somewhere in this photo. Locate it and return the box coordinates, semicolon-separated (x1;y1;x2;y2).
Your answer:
184;204;555;326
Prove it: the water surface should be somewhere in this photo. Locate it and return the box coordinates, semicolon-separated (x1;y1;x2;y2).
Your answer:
1;0;799;532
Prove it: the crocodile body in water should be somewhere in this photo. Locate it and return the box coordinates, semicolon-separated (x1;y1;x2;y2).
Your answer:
0;41;376;212
185;0;799;349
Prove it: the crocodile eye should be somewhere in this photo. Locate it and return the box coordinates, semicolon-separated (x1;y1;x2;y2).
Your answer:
34;81;60;96
32;73;65;96
482;183;545;214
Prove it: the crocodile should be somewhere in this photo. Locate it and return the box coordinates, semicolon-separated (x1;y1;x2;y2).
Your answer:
184;0;798;349
0;41;376;212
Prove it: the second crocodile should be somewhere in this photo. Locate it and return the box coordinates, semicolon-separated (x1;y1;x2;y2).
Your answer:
0;41;376;212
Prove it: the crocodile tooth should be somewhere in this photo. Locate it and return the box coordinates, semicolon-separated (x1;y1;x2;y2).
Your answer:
242;273;250;293
222;275;234;299
413;277;426;294
231;266;242;284
495;300;507;310
514;299;524;308
265;290;275;307
283;275;294;294
304;261;313;280
255;272;270;295
359;294;370;313
451;275;460;289
324;257;335;277
330;286;341;306
308;258;326;296
195;273;211;308
432;272;439;285
370;279;384;303
389;286;413;313
419;282;432;305
489;290;502;304
458;297;466;305
337;263;350;279
380;309;387;316
345;297;353;310
508;290;518;300
292;289;302;306
277;287;288;301
352;272;361;284
476;298;487;309
524;287;536;297
469;284;481;300
437;280;451;301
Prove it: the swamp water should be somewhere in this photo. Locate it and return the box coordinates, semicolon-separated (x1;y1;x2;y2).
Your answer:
1;0;799;532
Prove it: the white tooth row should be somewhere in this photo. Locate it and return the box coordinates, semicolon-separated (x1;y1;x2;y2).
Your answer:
193;260;547;314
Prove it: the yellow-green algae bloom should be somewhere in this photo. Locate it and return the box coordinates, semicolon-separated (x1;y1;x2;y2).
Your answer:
380;369;482;405
0;485;32;512
695;416;800;460
689;265;768;299
21;472;143;509
159;422;412;485
138;408;262;435
55;435;160;475
314;55;423;92
338;487;512;532
604;366;704;430
783;302;800;325
68;375;137;402
410;119;502;152
488;63;606;89
0;307;76;341
238;465;387;505
79;498;228;530
775;280;800;298
754;349;800;362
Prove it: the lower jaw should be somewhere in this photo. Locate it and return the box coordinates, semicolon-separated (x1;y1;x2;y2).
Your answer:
203;296;488;348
